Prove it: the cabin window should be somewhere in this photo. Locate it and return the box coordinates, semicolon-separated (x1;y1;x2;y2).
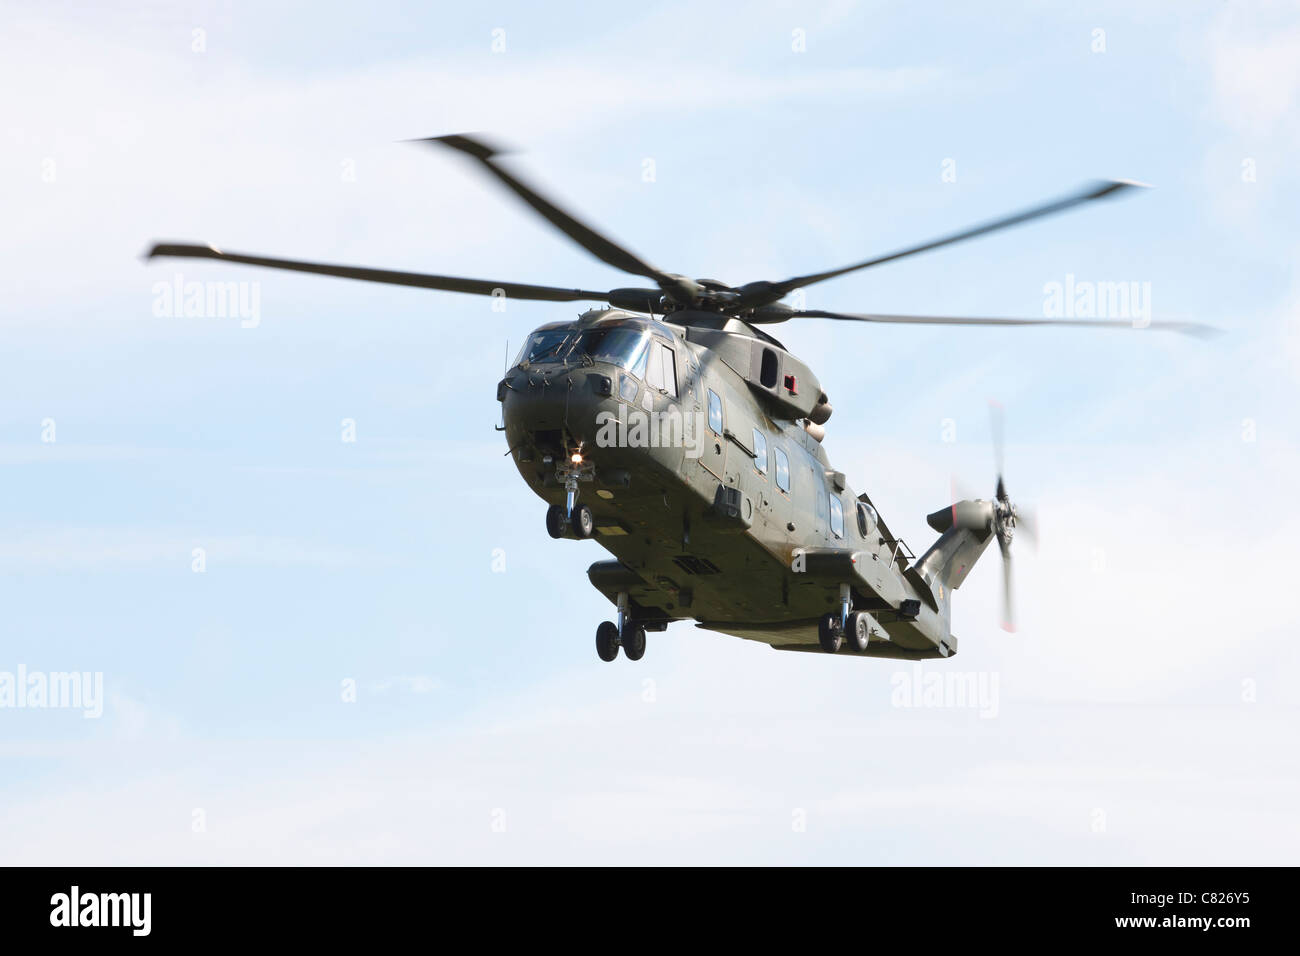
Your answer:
619;374;638;403
707;389;723;435
752;428;768;474
774;447;790;493
857;501;877;537
829;495;844;538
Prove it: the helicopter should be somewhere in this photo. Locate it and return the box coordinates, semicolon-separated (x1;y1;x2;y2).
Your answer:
146;134;1213;663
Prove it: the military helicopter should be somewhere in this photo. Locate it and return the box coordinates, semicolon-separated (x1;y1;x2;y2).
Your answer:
146;134;1212;663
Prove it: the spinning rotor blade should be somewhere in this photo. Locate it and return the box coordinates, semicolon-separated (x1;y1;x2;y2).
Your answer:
786;309;1217;338
736;180;1147;308
999;539;1015;633
418;135;688;300
143;243;612;303
1016;506;1039;547
989;399;1006;490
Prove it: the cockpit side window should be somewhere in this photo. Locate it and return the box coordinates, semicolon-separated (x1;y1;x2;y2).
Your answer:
627;336;650;378
657;343;678;398
646;345;664;391
643;341;679;397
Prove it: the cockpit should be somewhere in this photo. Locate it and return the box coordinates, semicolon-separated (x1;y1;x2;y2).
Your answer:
514;319;662;376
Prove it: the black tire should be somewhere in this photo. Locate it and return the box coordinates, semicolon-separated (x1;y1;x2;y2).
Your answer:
545;504;567;539
622;624;646;661
817;612;842;654
847;611;871;652
571;503;595;539
596;621;619;662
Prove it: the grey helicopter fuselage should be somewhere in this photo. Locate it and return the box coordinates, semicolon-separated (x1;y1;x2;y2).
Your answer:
500;307;994;659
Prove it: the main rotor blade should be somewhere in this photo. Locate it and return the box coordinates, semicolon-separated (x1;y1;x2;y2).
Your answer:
143;243;612;303
418;134;684;297
737;180;1147;307
788;309;1218;338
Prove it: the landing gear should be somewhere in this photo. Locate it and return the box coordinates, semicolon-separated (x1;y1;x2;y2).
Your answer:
596;621;620;662
544;502;593;539
817;613;843;653
594;591;648;662
545;504;566;539
545;456;595;539
622;623;646;661
847;611;871;652
819;583;855;654
593;619;647;661
571;503;594;538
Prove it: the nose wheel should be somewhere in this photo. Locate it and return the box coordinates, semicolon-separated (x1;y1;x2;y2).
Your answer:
817;613;843;653
546;458;595;539
546;502;593;539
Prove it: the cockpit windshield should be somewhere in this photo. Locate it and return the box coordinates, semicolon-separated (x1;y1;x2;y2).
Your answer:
515;328;571;365
515;323;651;375
570;326;650;375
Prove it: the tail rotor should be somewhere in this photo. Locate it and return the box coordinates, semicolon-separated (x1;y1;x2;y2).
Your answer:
987;401;1034;631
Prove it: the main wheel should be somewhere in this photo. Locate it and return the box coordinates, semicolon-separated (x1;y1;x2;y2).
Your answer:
545;504;567;539
847;611;871;652
622;624;646;661
571;503;594;539
817;612;843;654
595;621;619;662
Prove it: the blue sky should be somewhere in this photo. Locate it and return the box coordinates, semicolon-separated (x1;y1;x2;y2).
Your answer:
1;1;1298;863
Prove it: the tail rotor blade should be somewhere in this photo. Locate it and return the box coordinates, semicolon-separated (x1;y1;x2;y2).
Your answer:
948;473;978;527
989;400;1006;491
1017;505;1039;549
999;539;1015;633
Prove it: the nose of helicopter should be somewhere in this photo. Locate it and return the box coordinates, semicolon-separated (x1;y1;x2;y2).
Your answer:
498;363;622;461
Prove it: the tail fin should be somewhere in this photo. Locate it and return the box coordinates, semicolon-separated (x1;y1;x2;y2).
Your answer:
915;500;996;593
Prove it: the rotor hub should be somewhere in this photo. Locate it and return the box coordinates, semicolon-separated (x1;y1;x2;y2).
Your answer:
993;498;1017;546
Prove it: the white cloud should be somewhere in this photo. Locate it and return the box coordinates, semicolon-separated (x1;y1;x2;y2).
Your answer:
363;675;440;696
1205;14;1300;139
0;527;388;570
